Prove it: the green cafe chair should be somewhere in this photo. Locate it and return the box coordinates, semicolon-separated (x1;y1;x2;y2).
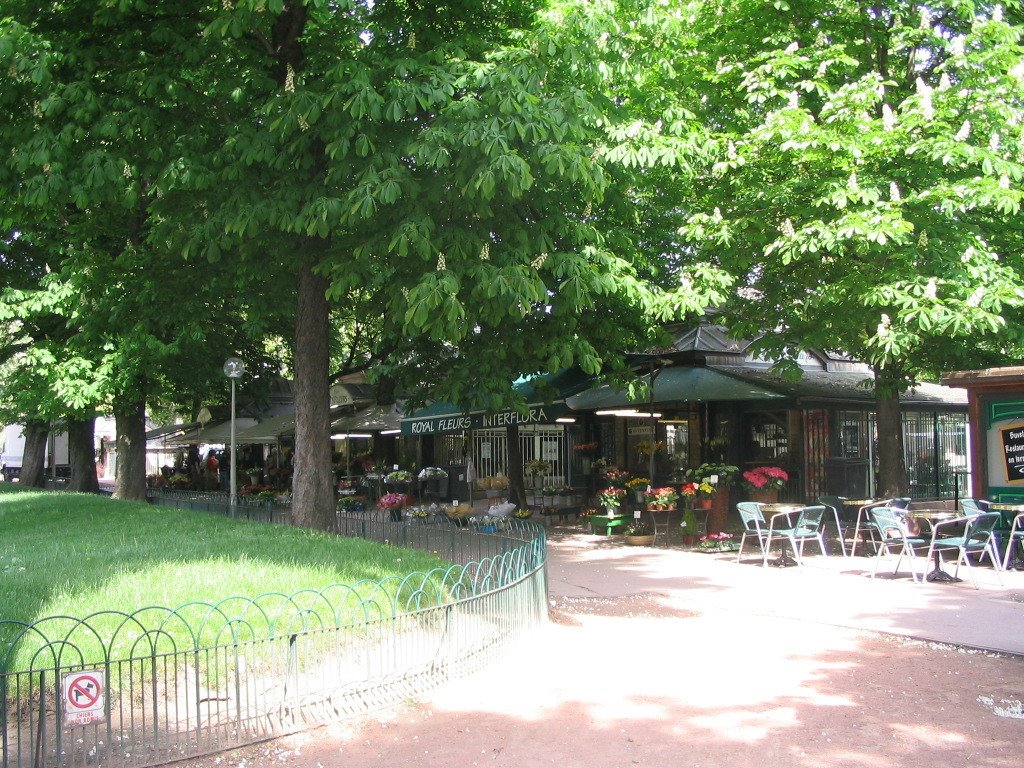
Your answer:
762;505;828;567
925;512;1003;589
818;495;849;556
736;502;769;563
869;505;929;583
959;498;987;514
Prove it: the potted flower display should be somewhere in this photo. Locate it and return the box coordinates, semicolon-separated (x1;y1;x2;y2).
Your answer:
634;440;665;459
573;442;598;473
417;467;448;481
741;466;790;503
579;507;598;529
644;486;679;511
256;488;280;504
601;466;632;488
378;491;412;522
685;463;739;535
596;487;626;513
337;496;367;513
698;532;737;552
511;507;533;520
625;476;650;503
624;520;655;546
446;502;475;527
385;469;414;485
680;481;716;510
524;459;551;479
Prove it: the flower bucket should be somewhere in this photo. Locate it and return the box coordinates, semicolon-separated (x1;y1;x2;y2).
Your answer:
707;487;730;534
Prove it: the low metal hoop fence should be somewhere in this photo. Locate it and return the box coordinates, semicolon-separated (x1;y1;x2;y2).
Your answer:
2;509;547;768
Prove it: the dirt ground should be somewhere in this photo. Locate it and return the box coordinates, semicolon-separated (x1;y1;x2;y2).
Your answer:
177;591;1024;768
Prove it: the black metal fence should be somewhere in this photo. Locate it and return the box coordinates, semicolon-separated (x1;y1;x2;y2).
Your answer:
2;504;547;768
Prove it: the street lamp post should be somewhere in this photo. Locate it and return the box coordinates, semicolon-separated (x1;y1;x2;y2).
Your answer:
223;357;245;509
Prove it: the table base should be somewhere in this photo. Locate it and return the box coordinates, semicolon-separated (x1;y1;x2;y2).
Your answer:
925;568;961;583
769;545;798;567
1004;540;1024;570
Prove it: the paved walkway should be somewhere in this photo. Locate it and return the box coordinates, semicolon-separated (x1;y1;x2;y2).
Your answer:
548;529;1024;655
182;526;1024;768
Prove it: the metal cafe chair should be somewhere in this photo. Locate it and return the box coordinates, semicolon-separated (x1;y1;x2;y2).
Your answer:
869;505;929;582
735;502;769;562
959;498;989;514
851;498;910;556
925;512;1004;589
849;499;885;557
1002;512;1024;571
762;505;829;567
818;495;849;556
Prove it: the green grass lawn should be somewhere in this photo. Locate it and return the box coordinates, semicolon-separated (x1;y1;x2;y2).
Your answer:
0;487;451;668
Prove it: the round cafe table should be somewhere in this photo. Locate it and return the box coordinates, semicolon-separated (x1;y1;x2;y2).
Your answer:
988;503;1024;570
908;510;962;582
761;503;805;567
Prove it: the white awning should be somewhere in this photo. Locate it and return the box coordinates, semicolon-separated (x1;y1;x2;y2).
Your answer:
331;403;404;434
233;412;297;444
161;418;258;446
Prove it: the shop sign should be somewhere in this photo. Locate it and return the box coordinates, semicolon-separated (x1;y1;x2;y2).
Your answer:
402;403;569;435
1002;425;1024;481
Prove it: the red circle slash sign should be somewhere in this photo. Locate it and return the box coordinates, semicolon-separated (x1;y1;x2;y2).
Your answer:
67;674;101;709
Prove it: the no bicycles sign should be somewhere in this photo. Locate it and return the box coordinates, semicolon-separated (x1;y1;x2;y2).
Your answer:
61;670;106;727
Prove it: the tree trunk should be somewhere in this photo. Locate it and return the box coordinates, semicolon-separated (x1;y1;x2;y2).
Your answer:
113;399;148;501
874;366;909;498
291;261;335;530
20;421;49;488
506;424;529;509
67;416;100;493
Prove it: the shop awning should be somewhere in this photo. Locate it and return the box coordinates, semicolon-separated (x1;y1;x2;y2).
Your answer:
162;418;258;446
566;366;785;411
233;411;298;444
145;422;201;441
331;403;404;434
401;368;592;436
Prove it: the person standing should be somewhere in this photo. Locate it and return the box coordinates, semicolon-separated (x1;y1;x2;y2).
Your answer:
204;450;219;490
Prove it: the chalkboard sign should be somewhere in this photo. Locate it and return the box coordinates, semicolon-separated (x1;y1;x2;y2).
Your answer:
1001;425;1024;481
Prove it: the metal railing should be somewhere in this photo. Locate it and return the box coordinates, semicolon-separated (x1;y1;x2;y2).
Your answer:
146;489;293;525
2;512;547;768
